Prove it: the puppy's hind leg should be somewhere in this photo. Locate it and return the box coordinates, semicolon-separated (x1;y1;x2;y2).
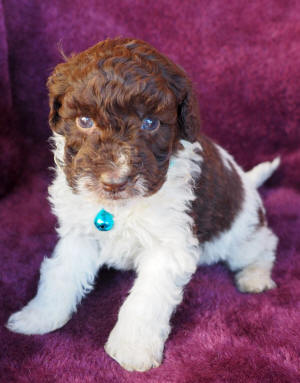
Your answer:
227;227;278;293
6;235;101;335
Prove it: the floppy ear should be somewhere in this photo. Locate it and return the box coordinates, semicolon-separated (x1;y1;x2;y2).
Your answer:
177;83;201;142
48;94;63;133
47;63;68;134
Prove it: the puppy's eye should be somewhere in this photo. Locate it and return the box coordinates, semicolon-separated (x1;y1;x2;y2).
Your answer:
76;116;95;130
141;118;160;132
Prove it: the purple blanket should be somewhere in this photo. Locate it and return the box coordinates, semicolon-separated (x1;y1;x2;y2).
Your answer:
1;1;300;381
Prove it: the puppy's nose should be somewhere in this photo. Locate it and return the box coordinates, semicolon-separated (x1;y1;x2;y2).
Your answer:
100;172;128;191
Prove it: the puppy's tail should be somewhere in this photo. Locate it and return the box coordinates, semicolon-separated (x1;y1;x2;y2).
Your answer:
246;157;280;188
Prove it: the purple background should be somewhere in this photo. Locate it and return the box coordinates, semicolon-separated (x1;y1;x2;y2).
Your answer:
1;1;300;382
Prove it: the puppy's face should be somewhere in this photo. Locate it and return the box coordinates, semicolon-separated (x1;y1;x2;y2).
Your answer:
48;38;200;201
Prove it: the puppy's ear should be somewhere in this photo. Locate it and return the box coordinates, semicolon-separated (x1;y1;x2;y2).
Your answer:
48;95;63;133
47;64;68;135
177;82;200;142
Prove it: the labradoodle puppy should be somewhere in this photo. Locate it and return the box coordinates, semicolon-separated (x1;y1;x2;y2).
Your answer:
7;38;279;372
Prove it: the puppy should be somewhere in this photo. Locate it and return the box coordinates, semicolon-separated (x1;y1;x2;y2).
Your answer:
7;38;279;372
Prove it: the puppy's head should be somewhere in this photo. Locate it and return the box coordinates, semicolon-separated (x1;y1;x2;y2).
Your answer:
47;38;200;201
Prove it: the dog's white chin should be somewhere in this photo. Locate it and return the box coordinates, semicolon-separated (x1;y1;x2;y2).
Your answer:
101;189;137;201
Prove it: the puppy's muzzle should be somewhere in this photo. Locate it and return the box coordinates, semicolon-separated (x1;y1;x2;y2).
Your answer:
100;171;129;192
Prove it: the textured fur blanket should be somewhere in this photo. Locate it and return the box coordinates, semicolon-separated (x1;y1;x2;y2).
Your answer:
1;1;300;382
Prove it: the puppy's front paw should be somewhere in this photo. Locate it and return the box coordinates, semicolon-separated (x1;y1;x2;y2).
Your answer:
105;320;165;372
6;301;71;335
236;267;276;293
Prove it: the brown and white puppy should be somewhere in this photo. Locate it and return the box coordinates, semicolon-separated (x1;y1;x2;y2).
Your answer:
7;38;279;372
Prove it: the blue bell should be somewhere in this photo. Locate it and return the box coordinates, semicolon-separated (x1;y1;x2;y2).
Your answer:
94;209;114;231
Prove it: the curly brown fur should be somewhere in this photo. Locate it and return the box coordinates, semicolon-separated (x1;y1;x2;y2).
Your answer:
47;38;200;198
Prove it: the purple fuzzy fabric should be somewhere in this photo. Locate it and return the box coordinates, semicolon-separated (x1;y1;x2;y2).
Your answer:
1;1;300;382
